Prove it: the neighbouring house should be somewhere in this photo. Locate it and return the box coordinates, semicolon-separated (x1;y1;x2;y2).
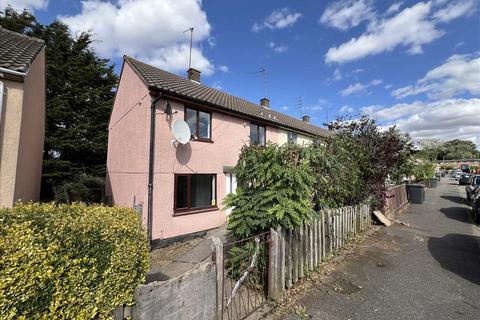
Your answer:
0;28;46;207
106;56;328;244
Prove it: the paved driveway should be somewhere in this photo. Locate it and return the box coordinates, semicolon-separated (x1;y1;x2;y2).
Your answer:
282;178;480;320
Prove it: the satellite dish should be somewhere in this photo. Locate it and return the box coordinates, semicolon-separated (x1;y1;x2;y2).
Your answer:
172;120;191;144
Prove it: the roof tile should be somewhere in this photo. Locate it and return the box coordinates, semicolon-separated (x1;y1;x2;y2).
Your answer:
125;56;329;137
0;27;45;73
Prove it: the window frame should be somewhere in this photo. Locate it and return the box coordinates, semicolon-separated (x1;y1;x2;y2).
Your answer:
184;106;213;143
250;123;266;146
174;173;218;215
287;131;298;144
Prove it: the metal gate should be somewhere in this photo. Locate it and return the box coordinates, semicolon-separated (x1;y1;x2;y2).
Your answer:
222;232;270;320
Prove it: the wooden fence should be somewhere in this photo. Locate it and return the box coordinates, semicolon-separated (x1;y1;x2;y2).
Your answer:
383;185;408;216
268;203;371;299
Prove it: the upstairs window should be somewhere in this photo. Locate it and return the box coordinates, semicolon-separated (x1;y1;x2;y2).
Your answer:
185;107;211;141
250;123;266;146
287;131;298;144
175;174;217;213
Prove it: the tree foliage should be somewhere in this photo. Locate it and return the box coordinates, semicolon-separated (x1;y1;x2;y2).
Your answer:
225;117;413;239
0;7;118;201
328;116;413;209
417;139;479;161
224;144;315;239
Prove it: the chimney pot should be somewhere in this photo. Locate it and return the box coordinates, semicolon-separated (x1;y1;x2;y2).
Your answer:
302;115;310;123
187;68;201;83
260;98;270;108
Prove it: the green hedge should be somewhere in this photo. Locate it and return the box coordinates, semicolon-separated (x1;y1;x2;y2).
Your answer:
0;203;149;320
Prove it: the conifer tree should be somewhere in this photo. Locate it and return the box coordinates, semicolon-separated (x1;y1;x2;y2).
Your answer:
1;7;118;200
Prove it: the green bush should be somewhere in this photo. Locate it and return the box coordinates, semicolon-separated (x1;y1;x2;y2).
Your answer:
412;161;435;182
224;143;315;239
0;203;149;320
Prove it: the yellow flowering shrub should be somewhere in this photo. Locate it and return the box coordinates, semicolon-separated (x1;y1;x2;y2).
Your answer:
0;203;149;319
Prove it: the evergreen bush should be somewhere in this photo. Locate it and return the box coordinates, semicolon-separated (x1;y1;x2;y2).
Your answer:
0;203;149;320
224;143;315;239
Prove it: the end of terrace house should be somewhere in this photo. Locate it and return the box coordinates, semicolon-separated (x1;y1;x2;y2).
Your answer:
106;56;329;245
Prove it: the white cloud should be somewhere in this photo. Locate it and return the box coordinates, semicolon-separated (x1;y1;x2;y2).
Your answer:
268;41;288;53
340;78;383;96
362;98;480;147
387;2;403;14
2;0;48;11
392;53;480;99
320;0;375;31
340;83;368;96
252;7;301;32
433;0;476;23
332;68;342;81
325;0;475;64
212;81;222;90
326;2;444;64
282;105;289;111
339;105;354;113
218;65;229;73
60;0;215;75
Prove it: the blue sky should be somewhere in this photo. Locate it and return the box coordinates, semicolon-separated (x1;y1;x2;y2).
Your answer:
3;0;480;145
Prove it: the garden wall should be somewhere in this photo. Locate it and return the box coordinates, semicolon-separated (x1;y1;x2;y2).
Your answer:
114;260;216;320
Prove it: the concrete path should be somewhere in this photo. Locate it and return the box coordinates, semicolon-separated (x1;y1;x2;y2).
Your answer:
282;178;480;320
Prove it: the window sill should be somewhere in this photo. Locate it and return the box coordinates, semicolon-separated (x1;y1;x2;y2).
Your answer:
173;206;219;216
192;138;214;143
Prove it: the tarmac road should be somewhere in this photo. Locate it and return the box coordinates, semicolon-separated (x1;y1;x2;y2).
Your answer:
282;177;480;320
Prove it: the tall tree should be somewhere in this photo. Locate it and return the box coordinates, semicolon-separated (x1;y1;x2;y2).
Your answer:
438;139;479;160
0;7;118;200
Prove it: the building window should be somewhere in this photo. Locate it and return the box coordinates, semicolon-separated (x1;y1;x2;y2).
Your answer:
185;107;211;141
287;131;298;144
250;123;266;146
175;174;217;213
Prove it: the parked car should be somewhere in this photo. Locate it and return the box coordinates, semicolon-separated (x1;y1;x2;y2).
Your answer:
459;173;473;185
471;186;480;223
455;171;463;181
465;174;480;201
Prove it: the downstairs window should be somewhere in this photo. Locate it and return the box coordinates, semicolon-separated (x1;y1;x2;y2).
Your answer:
175;174;217;213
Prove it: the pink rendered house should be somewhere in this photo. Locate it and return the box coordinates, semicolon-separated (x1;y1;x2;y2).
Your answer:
106;56;328;245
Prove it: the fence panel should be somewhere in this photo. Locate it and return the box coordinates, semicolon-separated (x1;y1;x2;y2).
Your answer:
268;203;371;300
384;185;408;215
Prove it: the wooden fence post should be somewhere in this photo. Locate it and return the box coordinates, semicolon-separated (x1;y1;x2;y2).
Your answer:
292;227;299;283
299;224;304;279
321;212;326;260
285;229;292;289
269;227;279;300
278;226;285;292
309;221;314;269
210;237;224;320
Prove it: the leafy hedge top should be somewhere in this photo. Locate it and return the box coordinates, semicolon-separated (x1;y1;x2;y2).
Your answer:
225;144;315;239
0;203;149;320
225;117;413;239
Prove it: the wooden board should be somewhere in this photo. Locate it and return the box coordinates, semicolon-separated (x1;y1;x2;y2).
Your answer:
373;210;392;227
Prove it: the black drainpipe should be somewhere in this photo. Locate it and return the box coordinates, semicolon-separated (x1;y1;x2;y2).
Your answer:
147;92;163;247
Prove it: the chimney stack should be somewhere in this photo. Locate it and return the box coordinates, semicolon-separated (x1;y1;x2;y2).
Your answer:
260;98;270;108
187;68;201;83
302;115;310;123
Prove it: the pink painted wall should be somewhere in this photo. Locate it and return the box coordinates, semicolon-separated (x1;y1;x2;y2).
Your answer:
106;62;150;225
14;47;45;203
107;62;279;240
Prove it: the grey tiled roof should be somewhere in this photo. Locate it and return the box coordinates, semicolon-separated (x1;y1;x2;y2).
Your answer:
125;56;329;137
0;27;45;73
